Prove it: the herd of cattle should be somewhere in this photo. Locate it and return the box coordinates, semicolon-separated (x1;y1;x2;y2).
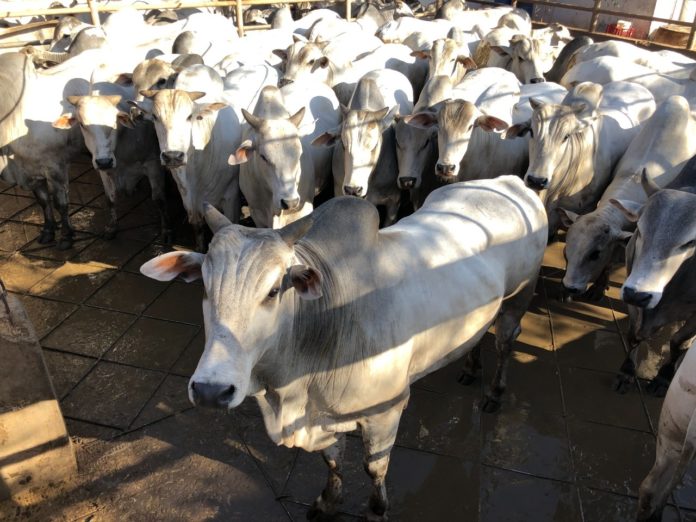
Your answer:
4;1;696;519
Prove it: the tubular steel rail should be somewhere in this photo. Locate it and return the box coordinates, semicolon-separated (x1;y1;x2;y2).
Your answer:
2;0;696;50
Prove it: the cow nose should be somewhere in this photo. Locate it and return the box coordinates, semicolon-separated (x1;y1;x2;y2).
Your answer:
435;163;457;178
622;286;653;307
95;157;114;170
562;284;584;295
279;78;293;87
343;185;364;197
399;177;417;190
190;381;236;408
526;175;548;190
161;150;185;166
280;197;300;210
530;77;546;84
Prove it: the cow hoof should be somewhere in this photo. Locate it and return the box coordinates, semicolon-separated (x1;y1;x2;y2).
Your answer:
612;374;633;394
57;237;73;251
103;228;117;240
38;229;55;244
481;396;501;414
646;377;670;398
458;372;476;386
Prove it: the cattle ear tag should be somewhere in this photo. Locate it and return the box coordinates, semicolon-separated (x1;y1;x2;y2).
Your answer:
52;113;76;129
286;265;322;300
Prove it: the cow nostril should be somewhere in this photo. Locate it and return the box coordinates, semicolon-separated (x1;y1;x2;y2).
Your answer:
623;287;652;307
530;78;546;84
435;164;456;176
95;157;114;169
343;185;364;197
280;197;300;210
219;385;236;404
526;175;548;190
399;177;417;189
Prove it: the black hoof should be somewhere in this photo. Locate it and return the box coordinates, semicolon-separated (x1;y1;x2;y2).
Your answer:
57;237;73;251
38;229;55;244
103;227;117;240
646;376;670;398
612;374;633;394
458;372;476;386
481;396;501;414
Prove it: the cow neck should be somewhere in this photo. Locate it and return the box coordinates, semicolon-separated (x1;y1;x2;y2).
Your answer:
546;122;598;206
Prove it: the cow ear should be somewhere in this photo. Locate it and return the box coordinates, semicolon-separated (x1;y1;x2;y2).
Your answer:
228;138;254;165
127;99;151;120
117;112;135;129
490;45;511;56
379;106;399;130
288;107;305;128
140;251;205;282
115;72;133;85
609;199;643;223
504;121;531;139
139;89;158;99
557;208;579;228
292;33;307;43
456;56;477;69
286;264;322;300
410;50;429;60
186;91;206;102
52;113;76;129
311;129;339;147
476;114;508;132
272;49;287;61
196;102;227;119
403;111;438;130
104;95;122;107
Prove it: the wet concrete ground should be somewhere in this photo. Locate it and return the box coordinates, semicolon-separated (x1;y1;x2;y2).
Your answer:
1;159;695;521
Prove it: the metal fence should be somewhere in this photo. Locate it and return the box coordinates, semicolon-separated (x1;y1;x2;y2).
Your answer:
2;0;696;52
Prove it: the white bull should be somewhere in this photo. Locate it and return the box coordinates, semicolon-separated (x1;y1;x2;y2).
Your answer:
140;175;547;521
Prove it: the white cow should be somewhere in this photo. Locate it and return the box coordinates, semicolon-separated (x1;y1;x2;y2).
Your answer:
560;96;696;297
638;341;696;521
506;81;656;236
140;175;548;521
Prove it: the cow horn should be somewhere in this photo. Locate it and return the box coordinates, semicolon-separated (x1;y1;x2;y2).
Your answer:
278;214;314;246
241;108;263;131
204;203;231;233
640;168;660;197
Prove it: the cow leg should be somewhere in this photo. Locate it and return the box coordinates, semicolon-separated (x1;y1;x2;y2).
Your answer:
307;434;345;520
648;319;696;397
637;425;692;521
145;164;173;244
613;305;642;394
47;173;74;250
458;344;481;385
482;281;536;413
359;398;407;521
98;170;119;240
30;178;56;244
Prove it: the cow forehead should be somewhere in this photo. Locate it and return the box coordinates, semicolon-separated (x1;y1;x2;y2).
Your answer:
640;191;696;240
439;100;476;127
75;97;119;126
152;90;193;118
535;105;576;128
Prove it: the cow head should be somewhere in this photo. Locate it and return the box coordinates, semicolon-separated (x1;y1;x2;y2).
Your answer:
229;105;306;213
560;208;632;295
612;178;696;309
53;94;133;172
313;105;397;198
140;207;321;409
394;109;438;190
136;89;226;167
492;34;548;84
275;40;330;87
404;99;508;181
520;98;596;191
130;59;180;101
411;38;477;81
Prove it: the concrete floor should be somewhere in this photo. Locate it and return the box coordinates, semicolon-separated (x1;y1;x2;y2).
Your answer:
1;159;695;521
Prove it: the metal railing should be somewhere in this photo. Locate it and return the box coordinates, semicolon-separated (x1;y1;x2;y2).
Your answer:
1;0;696;52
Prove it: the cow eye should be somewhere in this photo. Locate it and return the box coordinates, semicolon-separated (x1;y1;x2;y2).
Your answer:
308;59;315;66
152;113;159;121
267;287;280;299
681;240;696;250
156;78;166;86
467;124;474;132
588;250;600;261
562;134;570;142
259;153;269;163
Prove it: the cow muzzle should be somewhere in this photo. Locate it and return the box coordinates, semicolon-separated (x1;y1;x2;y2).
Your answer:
622;286;654;308
161;150;186;167
525;174;548;190
435;163;457;181
399;176;417;190
343;185;365;198
280;197;300;210
95;157;115;170
279;78;294;88
530;77;546;84
190;381;236;408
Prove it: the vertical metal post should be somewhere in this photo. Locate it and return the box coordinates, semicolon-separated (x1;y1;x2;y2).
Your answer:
688;8;696;50
236;0;244;37
87;0;100;27
346;0;352;22
589;0;602;33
